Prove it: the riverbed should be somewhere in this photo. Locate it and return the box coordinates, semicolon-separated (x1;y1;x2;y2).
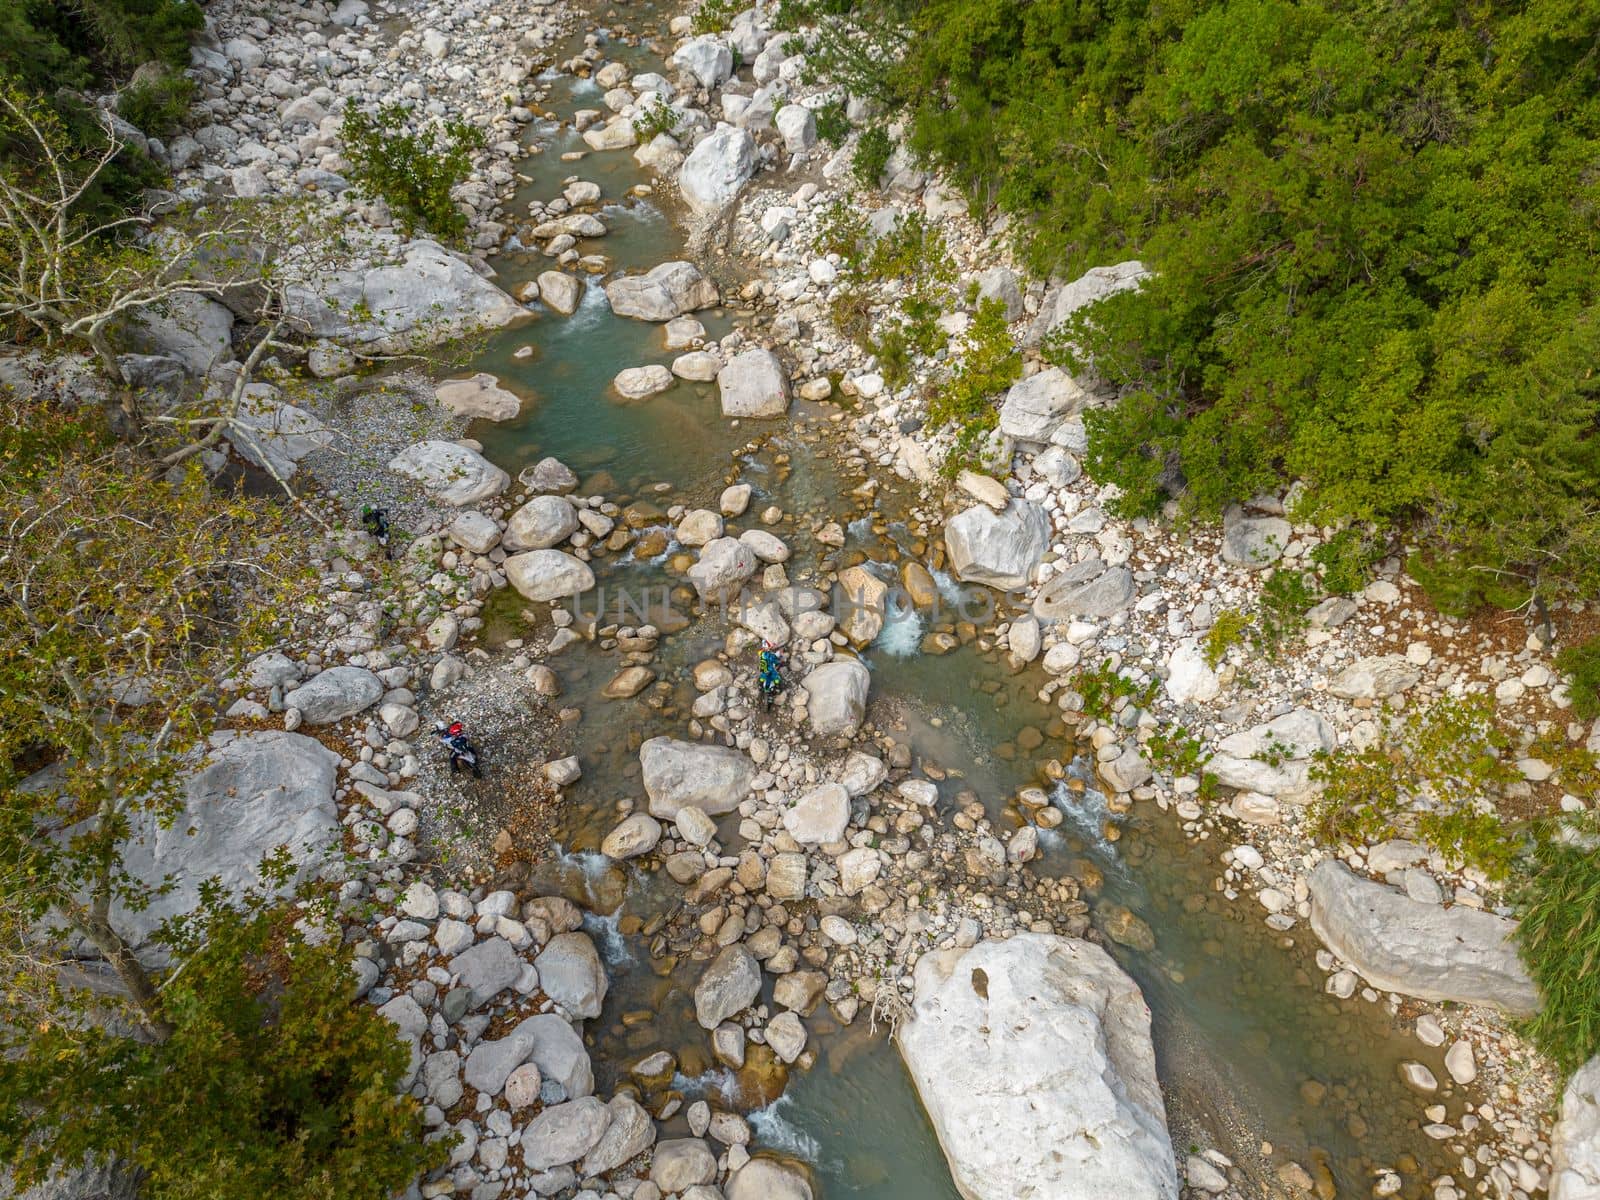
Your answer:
448;9;1484;1196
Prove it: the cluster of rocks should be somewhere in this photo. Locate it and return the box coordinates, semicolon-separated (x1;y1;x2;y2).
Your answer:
171;0;573;251
642;8;1600;1192
359;877;813;1200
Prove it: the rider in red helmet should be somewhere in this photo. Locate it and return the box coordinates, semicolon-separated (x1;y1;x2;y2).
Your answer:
434;719;483;778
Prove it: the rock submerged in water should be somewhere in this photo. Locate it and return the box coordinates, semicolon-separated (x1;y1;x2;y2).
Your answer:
898;933;1179;1200
604;260;718;322
944;500;1049;591
717;347;790;418
1306;860;1538;1014
435;372;522;421
639;737;755;819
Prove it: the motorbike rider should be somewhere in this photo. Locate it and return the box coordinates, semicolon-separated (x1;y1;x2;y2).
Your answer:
434;719;483;778
757;639;785;709
361;505;392;560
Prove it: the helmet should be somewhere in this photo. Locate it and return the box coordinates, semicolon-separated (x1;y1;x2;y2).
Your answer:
448;722;464;737
433;720;448;733
762;639;776;651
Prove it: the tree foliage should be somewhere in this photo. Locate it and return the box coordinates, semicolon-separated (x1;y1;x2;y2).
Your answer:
797;0;1600;611
0;397;305;1031
340;101;485;240
1513;818;1600;1075
0;878;443;1200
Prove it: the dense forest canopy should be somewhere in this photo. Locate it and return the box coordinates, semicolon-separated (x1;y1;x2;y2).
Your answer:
801;0;1600;612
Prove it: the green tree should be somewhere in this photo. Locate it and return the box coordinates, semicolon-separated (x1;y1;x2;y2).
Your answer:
340;101;486;240
799;0;1600;612
0;402;440;1197
0;875;443;1200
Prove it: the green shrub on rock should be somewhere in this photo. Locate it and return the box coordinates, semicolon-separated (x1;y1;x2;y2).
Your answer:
1514;820;1600;1075
1556;637;1600;721
851;124;892;189
1310;695;1523;877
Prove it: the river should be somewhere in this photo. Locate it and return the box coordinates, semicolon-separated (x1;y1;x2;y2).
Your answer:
443;8;1480;1196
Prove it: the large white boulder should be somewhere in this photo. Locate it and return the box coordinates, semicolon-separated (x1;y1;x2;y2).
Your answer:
1033;555;1135;621
284;665;383;724
945;500;1049;591
783;783;850;845
538;270;583;315
899;934;1179;1200
604;261;719;321
672;36;733;89
998;367;1089;443
694;944;762;1029
717;348;789;418
126;291;234;376
534;932;608;1019
1205;708;1332;796
1035;260;1151;340
1163;639;1219;705
688;537;759;603
1554;1056;1600;1200
1307;860;1538;1014
776;104;816;155
284;238;523;353
639;737;755;819
389;441;510;506
503;495;579;551
680;125;758;215
504;550;596;601
226;385;332;479
105;731;340;952
802;659;870;738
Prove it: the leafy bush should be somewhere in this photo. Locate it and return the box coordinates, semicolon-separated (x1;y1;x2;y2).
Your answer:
691;0;742;33
1311;695;1524;877
852;124;892;189
1073;660;1158;723
1514;819;1600;1074
1146;726;1211;777
118;68;194;137
1309;528;1382;596
797;0;1600;614
633;96;680;141
1557;637;1600;720
814;99;850;145
0;887;445;1199
815;199;867;260
340;101;485;239
929;298;1019;475
1203;608;1249;668
1252;567;1319;659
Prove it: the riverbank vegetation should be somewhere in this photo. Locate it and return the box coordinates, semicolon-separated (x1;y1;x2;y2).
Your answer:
786;0;1600;617
0;400;437;1196
786;0;1600;1075
2;0;202;215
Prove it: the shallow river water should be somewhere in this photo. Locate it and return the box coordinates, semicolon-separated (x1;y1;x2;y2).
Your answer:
451;11;1479;1196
